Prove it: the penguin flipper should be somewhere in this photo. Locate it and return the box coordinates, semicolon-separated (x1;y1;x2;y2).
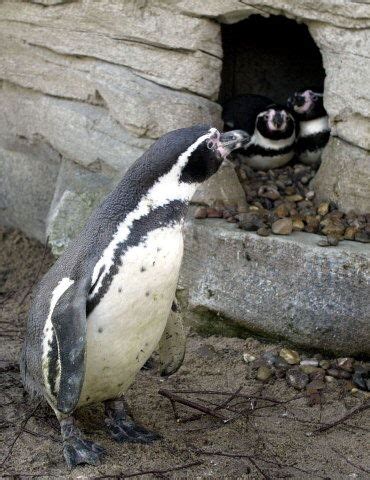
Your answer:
50;276;90;414
158;299;186;376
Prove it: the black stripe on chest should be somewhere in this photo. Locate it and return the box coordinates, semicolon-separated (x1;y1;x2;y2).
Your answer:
241;143;294;158
297;131;330;153
86;200;187;316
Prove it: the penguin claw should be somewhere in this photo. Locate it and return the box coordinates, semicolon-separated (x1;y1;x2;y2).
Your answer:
63;437;106;468
106;418;161;444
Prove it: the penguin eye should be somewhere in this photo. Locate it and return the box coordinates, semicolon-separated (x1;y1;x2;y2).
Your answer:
312;94;318;102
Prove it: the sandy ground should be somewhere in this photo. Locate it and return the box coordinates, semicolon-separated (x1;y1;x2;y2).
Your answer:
0;226;369;479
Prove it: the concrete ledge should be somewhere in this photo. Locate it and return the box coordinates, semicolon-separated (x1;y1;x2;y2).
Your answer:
180;218;370;355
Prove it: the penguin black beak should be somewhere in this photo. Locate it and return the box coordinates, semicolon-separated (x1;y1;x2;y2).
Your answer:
218;130;250;157
273;112;284;129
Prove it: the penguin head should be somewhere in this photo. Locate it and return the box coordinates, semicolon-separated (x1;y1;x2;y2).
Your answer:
255;107;295;140
287;89;326;119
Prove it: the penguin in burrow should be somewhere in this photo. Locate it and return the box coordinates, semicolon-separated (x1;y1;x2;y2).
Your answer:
222;94;297;171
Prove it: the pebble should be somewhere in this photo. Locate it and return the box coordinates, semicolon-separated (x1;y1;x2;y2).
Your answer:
325;375;336;383
271;218;293;235
237;212;265;231
309;369;326;381
306;190;315;200
317;202;330;216
285;194;304;202
262;351;278;366
243;353;256;363
206;208;223;218
352;371;368;391
194;207;208;219
258;186;280;200
275;357;289;370
300;359;319;367
327;368;351;380
257;365;273;381
300;366;321;375
275;204;289;218
279;348;300;365
319;359;331;370
292;217;304;231
257;227;270;237
337;357;354;372
286;368;309;390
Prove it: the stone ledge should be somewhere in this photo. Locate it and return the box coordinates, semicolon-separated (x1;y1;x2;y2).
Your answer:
180;218;370;355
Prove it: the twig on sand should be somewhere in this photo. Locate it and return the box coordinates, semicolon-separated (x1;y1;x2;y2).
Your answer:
121;460;202;478
158;389;229;422
0;401;41;467
307;401;370;436
331;447;370;474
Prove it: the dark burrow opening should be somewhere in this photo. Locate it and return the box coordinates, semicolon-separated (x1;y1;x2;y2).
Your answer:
219;15;326;106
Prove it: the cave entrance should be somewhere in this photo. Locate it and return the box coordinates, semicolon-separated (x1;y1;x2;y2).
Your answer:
219;15;326;106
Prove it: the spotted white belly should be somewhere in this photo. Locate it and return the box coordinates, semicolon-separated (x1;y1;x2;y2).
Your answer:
79;224;184;406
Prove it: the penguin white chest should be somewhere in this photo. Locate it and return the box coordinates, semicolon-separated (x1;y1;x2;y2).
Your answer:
79;224;184;406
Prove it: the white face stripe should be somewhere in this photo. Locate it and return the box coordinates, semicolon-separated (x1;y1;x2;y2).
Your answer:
299;117;329;137
42;277;74;397
89;128;218;299
251;129;295;150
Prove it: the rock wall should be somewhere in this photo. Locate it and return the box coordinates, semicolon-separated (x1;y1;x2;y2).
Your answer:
0;0;369;249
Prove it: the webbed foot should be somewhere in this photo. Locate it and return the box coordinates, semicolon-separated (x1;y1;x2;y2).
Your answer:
105;399;160;444
60;418;105;468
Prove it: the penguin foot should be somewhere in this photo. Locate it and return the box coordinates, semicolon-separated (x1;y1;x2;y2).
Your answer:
105;399;161;444
60;417;105;468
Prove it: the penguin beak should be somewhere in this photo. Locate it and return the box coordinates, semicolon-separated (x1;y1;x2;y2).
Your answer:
217;130;250;157
273;111;284;129
295;94;305;108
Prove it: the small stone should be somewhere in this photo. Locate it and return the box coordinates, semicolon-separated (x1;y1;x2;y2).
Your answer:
285;186;296;196
351;388;359;395
257;365;273;381
320;218;345;237
344;226;358;240
286;194;303;202
243;353;256;363
337;357;354;372
327;368;351;379
355;231;370;243
319;360;331;370
237;212;265;232
262;351;278;366
300;359;319;367
326;235;340;246
272;218;293;235
301;365;321;375
258;186;280;201
279;348;300;365
309;369;326;381
275;204;289;218
194;207;207;219
257;227;270;237
325;375;335;383
275;357;289;370
206;208;223;218
305;215;320;233
286;368;309;390
292;217;304;231
352;371;368;391
317;202;330;216
306;190;315;200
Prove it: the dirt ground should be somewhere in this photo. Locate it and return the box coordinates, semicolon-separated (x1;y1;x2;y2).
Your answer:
1;226;369;479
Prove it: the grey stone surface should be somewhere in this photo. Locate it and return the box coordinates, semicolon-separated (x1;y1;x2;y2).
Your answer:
0;139;61;242
312;137;370;214
47;159;115;256
179;219;370;355
192;160;247;211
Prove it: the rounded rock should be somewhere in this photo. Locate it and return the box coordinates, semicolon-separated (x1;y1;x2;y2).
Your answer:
279;348;300;365
286;369;309;390
272;218;293;235
257;365;273;381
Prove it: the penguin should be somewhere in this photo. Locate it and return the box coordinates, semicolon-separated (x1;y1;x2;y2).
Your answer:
20;125;249;468
222;94;296;170
287;88;330;166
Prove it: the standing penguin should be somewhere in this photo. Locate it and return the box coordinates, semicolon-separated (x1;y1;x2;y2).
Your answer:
222;94;296;170
287;88;330;166
20;125;249;468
